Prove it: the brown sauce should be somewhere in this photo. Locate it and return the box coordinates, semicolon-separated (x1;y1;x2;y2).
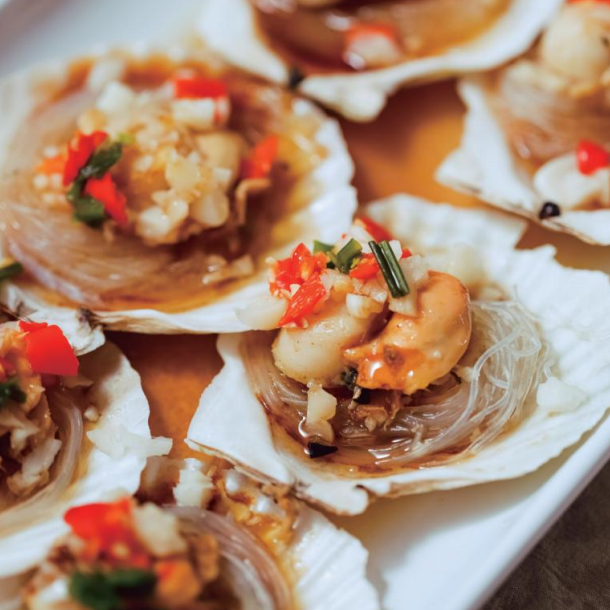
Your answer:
253;0;511;75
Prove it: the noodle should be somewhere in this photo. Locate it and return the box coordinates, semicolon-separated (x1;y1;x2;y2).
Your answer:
0;388;83;535
170;507;293;610
242;300;548;469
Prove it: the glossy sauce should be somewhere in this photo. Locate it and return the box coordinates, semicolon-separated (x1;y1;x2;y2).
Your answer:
113;81;610;459
253;0;510;75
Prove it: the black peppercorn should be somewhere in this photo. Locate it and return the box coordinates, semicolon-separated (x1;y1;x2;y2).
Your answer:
539;201;561;219
288;66;305;90
307;442;338;459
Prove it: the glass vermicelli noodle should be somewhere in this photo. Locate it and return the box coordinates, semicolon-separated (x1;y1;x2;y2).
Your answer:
495;68;610;163
170;507;294;610
243;300;547;469
0;388;83;535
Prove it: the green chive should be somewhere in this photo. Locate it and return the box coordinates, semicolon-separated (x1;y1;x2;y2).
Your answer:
313;240;333;254
72;196;107;228
369;240;409;298
70;569;157;610
80;142;123;180
0;262;23;283
0;378;27;410
117;132;135;145
331;238;362;274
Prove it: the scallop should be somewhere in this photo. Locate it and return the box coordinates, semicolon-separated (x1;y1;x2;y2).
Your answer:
0;339;168;581
196;0;562;121
437;75;610;245
0;44;356;340
187;196;610;514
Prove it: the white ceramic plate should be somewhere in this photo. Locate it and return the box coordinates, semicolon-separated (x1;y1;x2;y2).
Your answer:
1;2;609;609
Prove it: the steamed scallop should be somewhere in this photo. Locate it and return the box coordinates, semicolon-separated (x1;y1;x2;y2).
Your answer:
197;0;562;121
1;462;378;610
187;195;610;515
438;1;610;244
0;321;170;581
0;45;355;338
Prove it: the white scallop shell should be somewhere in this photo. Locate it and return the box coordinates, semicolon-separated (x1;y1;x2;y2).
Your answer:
0;481;379;610
292;504;379;610
187;194;610;514
197;0;563;121
437;76;610;245
0;341;169;579
0;46;356;343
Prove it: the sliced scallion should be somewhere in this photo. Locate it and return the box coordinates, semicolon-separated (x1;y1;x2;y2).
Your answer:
369;240;409;298
330;238;362;274
313;240;333;254
0;262;23;283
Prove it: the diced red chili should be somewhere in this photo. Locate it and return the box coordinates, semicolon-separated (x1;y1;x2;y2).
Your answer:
37;155;66;176
63;131;108;186
349;247;411;280
19;321;79;377
173;76;228;99
345;22;397;45
576;139;610;175
65;499;150;568
84;173;129;226
270;243;326;294
278;274;327;327
242;135;279;180
356;216;393;242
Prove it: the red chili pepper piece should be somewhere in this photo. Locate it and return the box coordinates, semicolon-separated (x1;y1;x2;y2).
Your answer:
345;22;397;44
65;499;151;568
173;76;228;99
278;274;327;327
356;216;393;242
19;321;79;376
576;139;610;175
349;247;411;280
271;242;326;295
37;155;66;176
63;131;108;186
242;135;279;180
84;173;129;226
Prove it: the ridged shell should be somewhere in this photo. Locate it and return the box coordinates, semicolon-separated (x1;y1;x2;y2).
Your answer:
197;0;562;121
437;76;610;245
0;341;166;578
187;195;610;514
292;505;379;610
0;46;356;341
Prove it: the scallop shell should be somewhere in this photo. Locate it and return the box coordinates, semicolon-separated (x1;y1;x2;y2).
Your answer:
187;194;610;514
196;0;562;121
0;46;356;340
437;76;610;245
0;340;169;579
291;504;379;610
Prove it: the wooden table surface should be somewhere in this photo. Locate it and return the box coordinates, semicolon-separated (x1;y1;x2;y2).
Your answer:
110;79;610;459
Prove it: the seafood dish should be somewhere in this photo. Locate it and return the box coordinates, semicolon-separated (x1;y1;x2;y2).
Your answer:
1;459;377;610
0;317;169;582
439;0;610;244
197;0;562;120
0;47;355;335
188;196;610;514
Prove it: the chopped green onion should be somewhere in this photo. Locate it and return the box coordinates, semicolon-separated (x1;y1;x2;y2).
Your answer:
72;196;107;228
313;240;333;254
329;238;362;274
80;142;123;180
0;378;27;410
66;141;124;229
117;132;135;145
0;262;23;283
369;240;409;298
70;569;157;610
341;368;358;392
